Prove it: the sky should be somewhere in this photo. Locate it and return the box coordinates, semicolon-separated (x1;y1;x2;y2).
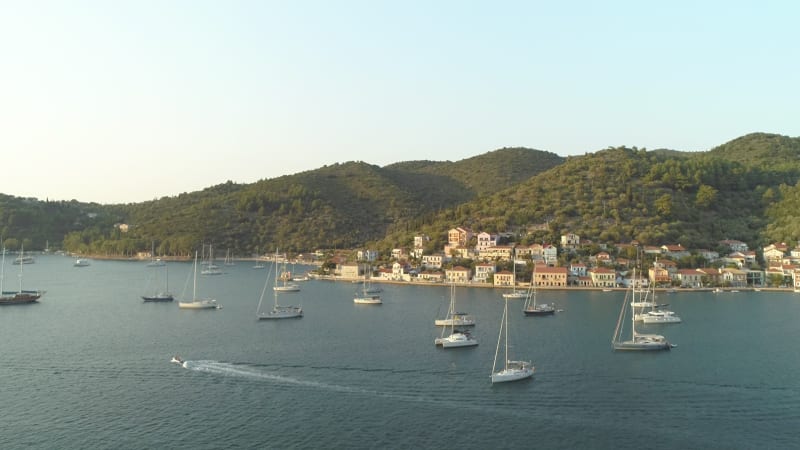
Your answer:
1;1;798;204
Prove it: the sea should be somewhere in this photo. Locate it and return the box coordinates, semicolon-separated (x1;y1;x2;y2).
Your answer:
1;255;799;449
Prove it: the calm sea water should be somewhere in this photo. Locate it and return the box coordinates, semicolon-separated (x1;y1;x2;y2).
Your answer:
1;255;799;449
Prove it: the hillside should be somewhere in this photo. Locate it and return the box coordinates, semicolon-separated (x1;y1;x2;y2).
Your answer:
3;134;800;258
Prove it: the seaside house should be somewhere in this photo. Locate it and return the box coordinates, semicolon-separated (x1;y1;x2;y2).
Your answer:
677;269;704;288
417;270;444;283
339;263;360;280
533;266;568;287
474;263;496;283
648;265;672;285
588;267;616;288
445;266;471;284
696;268;721;286
696;249;720;263
721;268;747;288
493;270;514;287
569;263;587;277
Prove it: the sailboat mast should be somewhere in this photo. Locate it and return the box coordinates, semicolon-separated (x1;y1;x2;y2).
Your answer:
18;244;24;293
192;251;198;300
492;298;505;374
504;297;509;370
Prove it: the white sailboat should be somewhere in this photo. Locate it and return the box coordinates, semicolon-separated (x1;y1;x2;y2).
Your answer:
273;251;300;292
491;297;534;383
638;275;681;324
503;251;527;299
354;265;382;304
612;268;672;351
257;255;303;319
223;248;236;266
178;251;220;310
435;284;477;348
434;282;476;327
201;245;223;275
146;241;165;267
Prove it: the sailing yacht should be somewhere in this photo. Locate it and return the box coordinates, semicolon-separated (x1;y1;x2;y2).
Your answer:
503;251;528;299
273;252;300;292
434;283;476;327
146;241;165;267
491;297;534;383
201;245;223;275
257;255;303;319
435;284;477;348
354;265;382;304
523;264;555;316
0;247;42;305
178;252;221;310
612;269;672;351
142;261;174;302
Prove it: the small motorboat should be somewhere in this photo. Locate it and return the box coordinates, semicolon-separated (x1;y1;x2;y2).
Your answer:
170;355;184;365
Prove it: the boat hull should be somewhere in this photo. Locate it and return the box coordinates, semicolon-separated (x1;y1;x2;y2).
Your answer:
258;307;303;319
142;294;174;302
0;293;41;305
354;296;382;305
523;307;555;316
439;333;478;348
491;362;534;383
178;300;219;309
613;340;672;351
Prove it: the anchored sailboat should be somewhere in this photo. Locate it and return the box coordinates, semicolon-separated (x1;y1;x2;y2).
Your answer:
491;297;534;383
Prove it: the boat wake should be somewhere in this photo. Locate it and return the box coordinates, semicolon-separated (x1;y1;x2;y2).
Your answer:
181;360;366;394
177;360;537;419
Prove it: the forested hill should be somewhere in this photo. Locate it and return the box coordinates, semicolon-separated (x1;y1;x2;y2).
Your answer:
0;147;563;255
379;133;800;255
3;134;800;258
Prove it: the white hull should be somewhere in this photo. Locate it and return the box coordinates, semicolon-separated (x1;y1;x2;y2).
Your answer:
178;299;220;309
491;361;534;383
641;312;682;324
258;306;303;319
502;291;528;299
354;296;382;304
613;340;672;351
273;285;300;292
434;317;475;327
438;332;478;348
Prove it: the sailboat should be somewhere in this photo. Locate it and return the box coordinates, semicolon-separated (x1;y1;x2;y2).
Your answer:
354;265;382;304
201;245;223;275
178;251;220;310
435;283;477;347
612;268;672;351
503;251;527;299
273;251;300;292
491;297;534;383
223;249;236;266
523;264;555;316
142;260;174;302
0;247;43;305
434;282;476;327
146;241;165;267
257;254;303;319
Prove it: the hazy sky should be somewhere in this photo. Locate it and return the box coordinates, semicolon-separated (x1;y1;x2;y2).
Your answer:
1;1;798;204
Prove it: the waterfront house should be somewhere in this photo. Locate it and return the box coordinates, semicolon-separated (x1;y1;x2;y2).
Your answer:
588;267;616;288
478;245;514;262
448;227;472;247
677;269;704;288
493;270;514;287
445;266;471;284
474;263;496;283
421;254;444;269
533;266;568;287
569;263;587;277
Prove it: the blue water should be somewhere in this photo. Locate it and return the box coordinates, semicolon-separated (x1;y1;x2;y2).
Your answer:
1;256;799;449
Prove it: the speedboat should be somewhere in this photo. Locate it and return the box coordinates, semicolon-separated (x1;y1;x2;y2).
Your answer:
170;355;184;365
